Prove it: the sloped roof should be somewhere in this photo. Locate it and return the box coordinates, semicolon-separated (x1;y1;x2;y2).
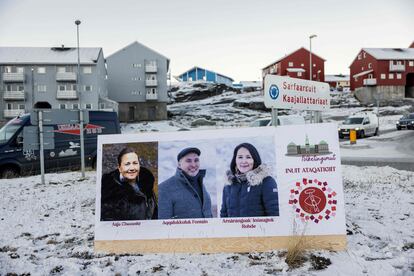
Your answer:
107;41;170;69
0;46;102;64
363;48;414;60
262;47;326;70
178;66;234;82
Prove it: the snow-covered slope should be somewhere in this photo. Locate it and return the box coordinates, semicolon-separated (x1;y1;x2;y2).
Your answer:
1;166;413;275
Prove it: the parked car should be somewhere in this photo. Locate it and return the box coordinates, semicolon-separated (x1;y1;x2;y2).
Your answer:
0;110;120;178
250;115;306;127
396;113;414;130
338;112;379;139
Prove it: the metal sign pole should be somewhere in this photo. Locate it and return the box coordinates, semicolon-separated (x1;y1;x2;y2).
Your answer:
38;110;45;184
80;110;85;178
271;108;278;127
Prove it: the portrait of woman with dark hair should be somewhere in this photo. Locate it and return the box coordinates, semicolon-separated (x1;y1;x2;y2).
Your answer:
101;147;157;221
220;143;279;217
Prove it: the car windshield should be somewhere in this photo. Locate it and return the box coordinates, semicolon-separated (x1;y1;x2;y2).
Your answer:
408;114;414;119
251;119;271;127
343;117;364;125
0;118;24;144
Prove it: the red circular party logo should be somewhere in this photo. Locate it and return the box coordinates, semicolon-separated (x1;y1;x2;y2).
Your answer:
298;187;326;214
289;177;338;224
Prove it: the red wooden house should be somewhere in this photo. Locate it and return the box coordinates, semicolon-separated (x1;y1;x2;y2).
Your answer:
349;42;414;104
262;47;325;82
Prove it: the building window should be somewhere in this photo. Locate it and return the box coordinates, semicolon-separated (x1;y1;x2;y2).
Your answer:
397;73;402;79
358;54;361;60
57;66;74;73
409;61;414;67
368;74;373;79
58;84;76;91
37;85;47;92
381;74;386;79
59;104;66;109
389;73;394;79
5;84;24;91
368;63;372;69
288;62;293;67
84;85;92;92
297;72;302;77
18;104;25;110
301;63;304;67
72;103;79;110
131;90;141;95
363;52;366;58
83;66;92;74
85;104;92;109
37;67;46;74
4;66;24;73
132;63;141;68
100;103;105;109
146;74;157;80
6;103;12;110
313;64;316;67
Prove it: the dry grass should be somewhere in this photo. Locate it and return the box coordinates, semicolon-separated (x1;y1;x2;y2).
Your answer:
285;220;309;269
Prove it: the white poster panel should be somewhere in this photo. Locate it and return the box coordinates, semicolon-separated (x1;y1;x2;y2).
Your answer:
95;124;345;243
264;75;330;111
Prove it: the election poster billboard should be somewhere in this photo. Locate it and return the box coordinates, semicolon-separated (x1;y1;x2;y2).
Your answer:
94;123;346;253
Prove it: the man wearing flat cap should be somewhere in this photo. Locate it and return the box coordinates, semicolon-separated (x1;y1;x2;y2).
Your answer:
158;147;213;219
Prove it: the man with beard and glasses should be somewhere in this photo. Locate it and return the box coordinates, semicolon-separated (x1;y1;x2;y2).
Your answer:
101;147;157;221
158;147;212;219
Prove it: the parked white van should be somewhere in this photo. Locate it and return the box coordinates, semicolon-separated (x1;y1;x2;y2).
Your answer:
250;115;306;127
338;112;379;139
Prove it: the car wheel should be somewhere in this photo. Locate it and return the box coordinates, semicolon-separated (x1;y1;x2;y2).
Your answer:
1;167;19;179
374;127;379;136
359;130;365;139
339;133;344;139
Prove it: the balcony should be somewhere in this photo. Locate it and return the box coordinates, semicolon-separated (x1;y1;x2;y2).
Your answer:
3;91;25;100
145;64;157;73
4;109;25;118
56;72;77;82
145;79;158;86
363;78;377;86
2;72;25;82
389;63;405;72
146;93;158;100
56;90;78;99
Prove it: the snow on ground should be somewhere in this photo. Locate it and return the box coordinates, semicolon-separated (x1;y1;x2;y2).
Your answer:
1;166;413;275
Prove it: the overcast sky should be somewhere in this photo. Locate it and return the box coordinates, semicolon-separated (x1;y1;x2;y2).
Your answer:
0;0;412;82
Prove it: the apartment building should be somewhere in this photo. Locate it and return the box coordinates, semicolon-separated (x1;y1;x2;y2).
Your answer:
106;41;170;122
0;46;117;121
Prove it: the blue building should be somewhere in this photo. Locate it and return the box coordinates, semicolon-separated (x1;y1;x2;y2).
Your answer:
177;66;234;86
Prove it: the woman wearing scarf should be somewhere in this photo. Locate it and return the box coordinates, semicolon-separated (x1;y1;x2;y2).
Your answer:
220;143;279;217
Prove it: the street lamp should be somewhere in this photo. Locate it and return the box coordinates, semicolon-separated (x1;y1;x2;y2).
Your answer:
75;19;85;178
309;34;317;123
309;34;317;81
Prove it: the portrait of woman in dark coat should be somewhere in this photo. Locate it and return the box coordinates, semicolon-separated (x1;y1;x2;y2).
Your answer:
220;143;279;218
101;147;157;221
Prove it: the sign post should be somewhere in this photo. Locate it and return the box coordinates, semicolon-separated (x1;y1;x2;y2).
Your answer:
38;111;45;184
29;109;89;181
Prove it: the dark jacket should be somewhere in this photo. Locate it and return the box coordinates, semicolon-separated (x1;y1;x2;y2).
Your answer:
158;169;212;219
220;164;279;217
101;167;157;221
